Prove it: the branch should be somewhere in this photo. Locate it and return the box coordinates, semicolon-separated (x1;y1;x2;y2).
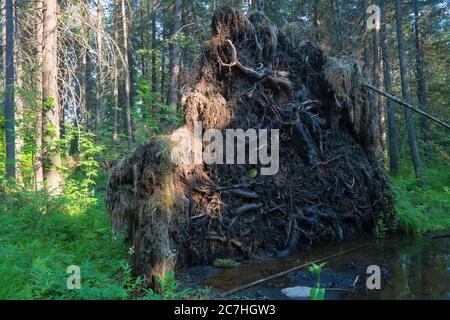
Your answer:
218;40;294;93
364;83;450;130
218;39;267;79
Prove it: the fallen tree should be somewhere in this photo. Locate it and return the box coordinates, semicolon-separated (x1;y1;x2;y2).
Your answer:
106;7;394;288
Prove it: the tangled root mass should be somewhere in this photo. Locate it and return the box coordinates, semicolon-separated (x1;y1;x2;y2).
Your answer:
106;8;394;286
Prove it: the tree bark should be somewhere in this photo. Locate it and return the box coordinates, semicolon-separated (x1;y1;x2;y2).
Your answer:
413;0;429;158
380;0;399;174
42;0;62;194
120;0;134;150
34;0;44;189
395;0;422;181
313;1;320;44
4;0;15;179
362;0;370;68
371;0;382;155
330;0;343;54
96;0;104;139
80;5;88;129
160;20;166;102
112;23;119;146
166;0;181;114
14;2;25;184
151;1;158;97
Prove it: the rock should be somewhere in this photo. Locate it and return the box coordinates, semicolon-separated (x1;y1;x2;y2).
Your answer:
281;286;312;299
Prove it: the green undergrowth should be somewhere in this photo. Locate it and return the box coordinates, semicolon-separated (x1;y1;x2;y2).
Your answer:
0;178;132;299
390;160;450;234
0;173;205;300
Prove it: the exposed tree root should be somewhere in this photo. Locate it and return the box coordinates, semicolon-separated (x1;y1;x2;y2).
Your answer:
106;7;394;289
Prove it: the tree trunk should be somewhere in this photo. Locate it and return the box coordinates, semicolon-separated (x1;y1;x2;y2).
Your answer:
380;0;399;175
160;21;166;102
14;2;24;184
371;0;382;155
166;0;182;114
395;0;422;181
80;6;88;129
34;0;44;189
113;32;119;146
330;0;343;54
139;1;145;75
256;0;264;13
362;0;370;68
4;0;15;179
120;0;134;151
313;1;320;44
290;0;295;23
413;0;429;158
151;1;158;97
42;0;62;194
96;0;104;139
112;1;120;146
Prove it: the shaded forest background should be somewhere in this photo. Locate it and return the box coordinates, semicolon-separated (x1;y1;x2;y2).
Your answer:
0;0;448;299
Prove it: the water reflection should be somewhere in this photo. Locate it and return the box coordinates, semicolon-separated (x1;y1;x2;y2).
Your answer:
204;236;449;300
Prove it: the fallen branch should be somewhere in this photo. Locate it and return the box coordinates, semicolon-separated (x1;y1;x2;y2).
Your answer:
221;244;371;297
363;83;450;130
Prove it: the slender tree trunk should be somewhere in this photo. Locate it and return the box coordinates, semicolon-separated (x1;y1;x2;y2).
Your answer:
4;0;15;179
160;21;166;101
112;28;119;146
313;1;320;44
166;0;181;114
139;1;145;75
256;0;264;13
35;0;44;189
120;0;134;150
330;0;343;54
380;0;399;175
151;1;158;98
42;0;62;194
80;6;89;129
362;0;370;68
371;0;382;155
413;0;429;159
14;2;24;184
290;0;295;23
112;1;120;146
395;0;422;181
95;0;104;139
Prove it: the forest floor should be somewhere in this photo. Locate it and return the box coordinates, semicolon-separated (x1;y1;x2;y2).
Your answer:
0;160;448;299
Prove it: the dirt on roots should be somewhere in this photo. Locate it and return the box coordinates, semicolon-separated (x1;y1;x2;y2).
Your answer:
106;7;394;287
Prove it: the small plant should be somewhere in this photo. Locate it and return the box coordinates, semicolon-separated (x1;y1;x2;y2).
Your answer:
140;271;191;300
248;168;258;179
213;258;240;268
308;262;326;300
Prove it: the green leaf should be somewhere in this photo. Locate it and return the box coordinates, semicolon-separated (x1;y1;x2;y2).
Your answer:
248;168;258;178
308;262;326;274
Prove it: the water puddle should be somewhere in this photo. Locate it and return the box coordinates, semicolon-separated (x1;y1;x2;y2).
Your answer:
202;236;449;299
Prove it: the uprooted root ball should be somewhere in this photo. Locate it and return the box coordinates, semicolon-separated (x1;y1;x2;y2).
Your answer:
106;7;394;288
